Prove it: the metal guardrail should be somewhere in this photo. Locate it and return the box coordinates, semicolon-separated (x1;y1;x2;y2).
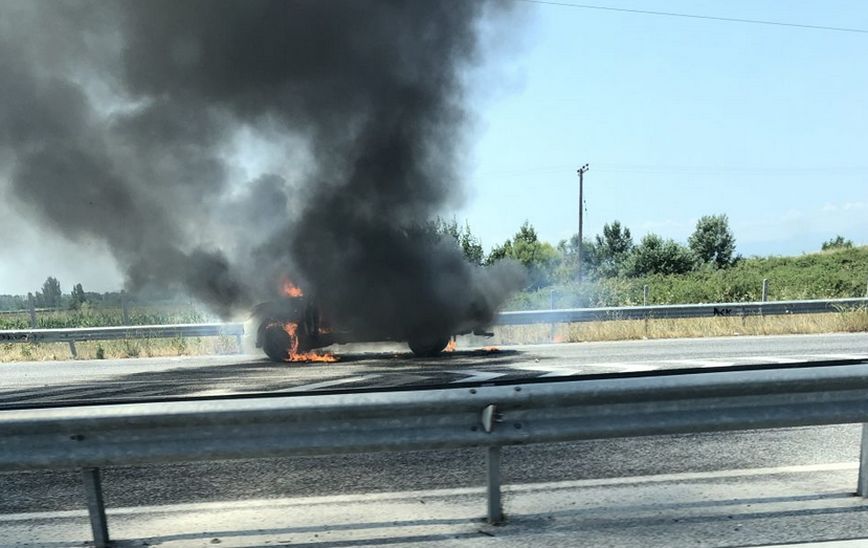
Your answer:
0;323;245;357
3;362;868;546
0;297;865;357
496;297;868;325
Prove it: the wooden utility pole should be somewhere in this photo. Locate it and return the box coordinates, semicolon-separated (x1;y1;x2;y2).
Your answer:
576;163;589;282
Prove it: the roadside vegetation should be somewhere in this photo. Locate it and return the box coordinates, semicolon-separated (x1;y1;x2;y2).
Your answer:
460;216;866;309
451;217;867;345
0;304;209;330
0;336;241;363
491;309;868;346
0;218;865;361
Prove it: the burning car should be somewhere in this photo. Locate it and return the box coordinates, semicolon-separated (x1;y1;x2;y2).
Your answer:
253;278;494;362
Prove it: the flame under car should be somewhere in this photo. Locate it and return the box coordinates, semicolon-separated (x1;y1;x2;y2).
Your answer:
253;293;492;362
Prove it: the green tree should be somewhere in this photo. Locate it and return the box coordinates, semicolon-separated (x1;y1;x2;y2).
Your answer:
40;276;62;308
555;234;596;282
488;221;559;289
70;283;87;309
457;222;484;266
626;234;695;276
432;217;485;266
593;221;634;277
821;235;853;251
688;214;736;268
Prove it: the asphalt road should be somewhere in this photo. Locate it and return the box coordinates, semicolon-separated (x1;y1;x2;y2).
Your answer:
2;332;868;407
1;425;860;516
2;333;868;521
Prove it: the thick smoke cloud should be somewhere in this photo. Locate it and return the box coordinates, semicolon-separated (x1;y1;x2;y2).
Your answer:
0;1;523;336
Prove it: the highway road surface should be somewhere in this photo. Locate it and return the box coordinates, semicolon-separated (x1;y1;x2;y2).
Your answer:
2;332;868;407
3;333;868;546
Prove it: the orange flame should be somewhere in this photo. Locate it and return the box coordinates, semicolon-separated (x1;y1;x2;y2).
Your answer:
482;346;499;353
282;322;338;363
445;339;457;352
280;276;303;298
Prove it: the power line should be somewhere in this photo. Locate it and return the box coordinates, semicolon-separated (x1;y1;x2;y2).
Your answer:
471;164;868;179
516;0;868;35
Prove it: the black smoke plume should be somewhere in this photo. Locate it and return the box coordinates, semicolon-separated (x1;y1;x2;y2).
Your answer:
0;1;524;335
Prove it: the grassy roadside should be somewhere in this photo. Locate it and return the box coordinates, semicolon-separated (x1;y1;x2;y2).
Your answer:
2;310;867;362
0;305;210;330
490;309;868;346
0;336;242;363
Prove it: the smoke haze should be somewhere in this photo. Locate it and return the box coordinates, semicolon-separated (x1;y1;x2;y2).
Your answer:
0;1;524;335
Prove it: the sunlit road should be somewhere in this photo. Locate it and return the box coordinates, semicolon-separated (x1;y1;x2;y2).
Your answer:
2;332;868;407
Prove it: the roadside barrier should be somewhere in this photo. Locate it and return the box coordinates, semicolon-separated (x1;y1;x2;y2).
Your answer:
1;297;866;357
3;361;868;546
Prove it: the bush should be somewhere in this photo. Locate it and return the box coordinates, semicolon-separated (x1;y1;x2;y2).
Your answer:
625;234;696;277
504;246;868;309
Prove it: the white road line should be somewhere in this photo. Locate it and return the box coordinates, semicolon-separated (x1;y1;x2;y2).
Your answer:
610;363;660;373
449;370;507;383
1;461;856;522
753;541;868;548
190;389;236;397
284;374;380;392
814;353;868;361
570;362;661;373
514;461;858;492
754;356;805;364
512;362;662;377
509;364;582;377
538;368;583;378
663;359;738;368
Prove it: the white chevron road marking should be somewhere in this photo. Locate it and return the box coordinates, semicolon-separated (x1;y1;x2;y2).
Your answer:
449;370;507;383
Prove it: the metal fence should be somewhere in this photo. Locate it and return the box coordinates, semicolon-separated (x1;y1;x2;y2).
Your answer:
4;291;196;328
1;296;866;357
497;297;868;325
3;361;868;547
0;323;245;357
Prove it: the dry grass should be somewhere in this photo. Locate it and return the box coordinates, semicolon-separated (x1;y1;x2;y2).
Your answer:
0;336;241;362
490;309;868;346
3;310;867;362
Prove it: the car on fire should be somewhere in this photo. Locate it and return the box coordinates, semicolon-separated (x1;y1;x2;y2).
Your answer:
252;284;495;362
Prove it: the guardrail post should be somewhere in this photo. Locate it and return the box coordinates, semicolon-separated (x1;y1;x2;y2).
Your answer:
82;467;110;548
486;446;504;525
549;290;556;341
859;424;868;496
761;279;769;302
28;293;37;328
68;341;78;358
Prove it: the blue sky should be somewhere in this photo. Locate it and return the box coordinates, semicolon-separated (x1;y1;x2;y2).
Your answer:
459;0;868;256
1;1;866;294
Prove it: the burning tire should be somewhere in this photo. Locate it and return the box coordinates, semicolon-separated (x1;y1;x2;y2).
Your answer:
408;334;451;357
259;321;311;362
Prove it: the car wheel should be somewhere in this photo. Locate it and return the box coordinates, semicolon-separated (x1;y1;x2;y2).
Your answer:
408;334;451;357
260;321;311;362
